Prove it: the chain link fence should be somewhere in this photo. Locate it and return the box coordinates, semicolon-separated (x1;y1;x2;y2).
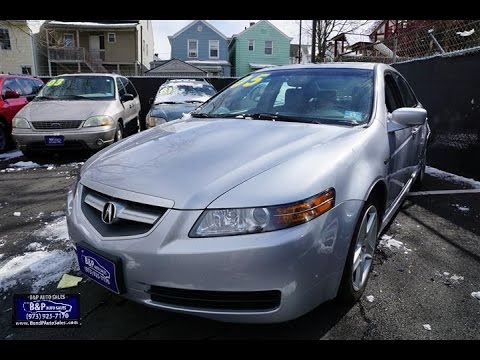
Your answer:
337;20;480;64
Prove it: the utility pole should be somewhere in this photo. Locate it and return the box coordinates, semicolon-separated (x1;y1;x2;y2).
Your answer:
298;20;302;64
140;25;143;75
311;20;317;63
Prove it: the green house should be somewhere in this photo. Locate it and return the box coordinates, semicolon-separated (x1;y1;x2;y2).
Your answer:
229;20;293;77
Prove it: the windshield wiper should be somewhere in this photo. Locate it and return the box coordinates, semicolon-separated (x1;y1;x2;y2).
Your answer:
243;113;317;124
58;95;91;100
154;101;184;105
34;96;55;101
190;112;214;118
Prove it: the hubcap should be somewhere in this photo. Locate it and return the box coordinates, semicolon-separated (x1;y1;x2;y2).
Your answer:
352;205;378;291
116;129;122;140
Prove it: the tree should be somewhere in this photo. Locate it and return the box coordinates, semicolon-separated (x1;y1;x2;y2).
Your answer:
300;20;373;62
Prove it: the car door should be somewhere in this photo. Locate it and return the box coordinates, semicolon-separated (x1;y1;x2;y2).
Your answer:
1;78;28;121
116;77;132;123
393;73;427;173
123;78;141;120
384;72;413;207
120;77;136;124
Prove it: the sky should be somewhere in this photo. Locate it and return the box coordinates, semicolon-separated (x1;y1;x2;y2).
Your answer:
152;20;312;59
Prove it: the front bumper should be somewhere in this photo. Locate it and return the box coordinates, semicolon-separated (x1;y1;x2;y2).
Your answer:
67;182;363;323
12;125;116;151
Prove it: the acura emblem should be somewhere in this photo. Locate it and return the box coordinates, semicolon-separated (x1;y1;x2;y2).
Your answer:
102;202;116;224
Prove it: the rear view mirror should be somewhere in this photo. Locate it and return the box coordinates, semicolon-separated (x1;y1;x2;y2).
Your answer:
4;90;20;99
121;93;134;102
391;107;427;126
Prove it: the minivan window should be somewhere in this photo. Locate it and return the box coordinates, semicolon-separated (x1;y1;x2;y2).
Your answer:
121;78;138;97
116;78;126;97
36;76;115;100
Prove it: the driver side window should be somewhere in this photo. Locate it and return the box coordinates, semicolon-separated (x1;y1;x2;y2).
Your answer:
384;73;404;113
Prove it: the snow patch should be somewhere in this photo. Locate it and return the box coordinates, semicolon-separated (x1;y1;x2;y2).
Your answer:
426;166;480;189
443;272;450;276
11;161;40;169
0;254;4;260
453;204;470;212
47;166;54;171
13;212;21;217
379;235;413;253
471;292;480;301
0;150;24;161
0;250;78;292
366;295;374;303
34;217;69;242
26;242;45;251
423;324;432;331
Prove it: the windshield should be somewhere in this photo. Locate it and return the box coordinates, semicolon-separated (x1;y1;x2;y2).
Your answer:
36;76;115;100
194;68;374;125
154;82;216;104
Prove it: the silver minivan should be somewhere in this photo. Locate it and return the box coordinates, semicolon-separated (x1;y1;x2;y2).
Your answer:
12;73;140;156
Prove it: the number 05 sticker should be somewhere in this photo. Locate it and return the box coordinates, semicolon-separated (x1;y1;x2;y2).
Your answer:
231;73;270;88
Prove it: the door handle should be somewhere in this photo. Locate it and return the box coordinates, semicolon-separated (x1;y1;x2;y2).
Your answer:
411;127;420;137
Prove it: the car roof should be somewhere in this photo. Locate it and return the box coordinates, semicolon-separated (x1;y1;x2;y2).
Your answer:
254;62;380;73
54;73;119;78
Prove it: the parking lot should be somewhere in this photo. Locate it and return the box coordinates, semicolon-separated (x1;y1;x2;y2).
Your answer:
0;149;479;340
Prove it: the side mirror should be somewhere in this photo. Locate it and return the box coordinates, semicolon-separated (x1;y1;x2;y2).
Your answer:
391;107;427;126
4;90;20;99
121;93;134;102
149;97;154;105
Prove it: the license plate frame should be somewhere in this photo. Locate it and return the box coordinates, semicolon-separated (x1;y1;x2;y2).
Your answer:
76;242;125;294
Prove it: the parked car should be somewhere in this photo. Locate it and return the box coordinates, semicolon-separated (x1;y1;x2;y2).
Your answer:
67;63;430;323
12;73;140;156
146;79;216;128
0;74;44;152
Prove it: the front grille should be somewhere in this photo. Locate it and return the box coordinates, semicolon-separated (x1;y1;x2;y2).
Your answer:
148;286;281;311
32;120;83;130
81;186;168;237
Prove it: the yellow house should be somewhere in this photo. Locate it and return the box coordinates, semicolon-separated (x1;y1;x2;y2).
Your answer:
0;20;38;75
40;20;154;76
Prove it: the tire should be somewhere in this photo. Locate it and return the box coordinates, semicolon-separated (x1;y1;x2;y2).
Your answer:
114;122;123;142
0;123;11;153
337;197;380;304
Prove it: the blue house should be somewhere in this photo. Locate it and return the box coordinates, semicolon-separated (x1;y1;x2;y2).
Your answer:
168;20;231;77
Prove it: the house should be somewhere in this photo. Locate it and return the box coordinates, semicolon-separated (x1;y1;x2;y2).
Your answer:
145;58;207;77
168;20;231;77
289;44;311;64
39;20;154;76
0;20;38;75
229;21;292;77
228;20;292;76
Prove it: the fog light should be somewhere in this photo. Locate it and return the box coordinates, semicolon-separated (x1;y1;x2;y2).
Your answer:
96;139;104;146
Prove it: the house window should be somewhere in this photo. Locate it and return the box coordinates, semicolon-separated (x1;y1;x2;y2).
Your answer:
248;39;254;51
265;40;273;55
188;39;198;58
209;40;219;59
108;33;116;43
21;66;32;75
64;33;74;47
0;28;11;50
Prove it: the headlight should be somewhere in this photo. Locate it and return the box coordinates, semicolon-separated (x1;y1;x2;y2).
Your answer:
146;115;166;128
189;188;335;237
66;176;80;216
83;115;114;127
13;117;30;129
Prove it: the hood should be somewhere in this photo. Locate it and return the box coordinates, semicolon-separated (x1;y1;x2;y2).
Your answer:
81;118;355;209
150;102;201;122
18;100;112;121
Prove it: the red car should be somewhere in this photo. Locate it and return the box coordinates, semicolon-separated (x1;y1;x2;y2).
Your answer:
0;74;44;152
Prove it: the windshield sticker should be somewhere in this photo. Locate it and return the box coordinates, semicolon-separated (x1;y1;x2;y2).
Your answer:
242;73;270;88
344;111;363;121
159;87;173;95
46;78;65;87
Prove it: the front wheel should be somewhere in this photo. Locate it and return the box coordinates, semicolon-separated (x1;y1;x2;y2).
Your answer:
114;123;123;142
337;198;380;303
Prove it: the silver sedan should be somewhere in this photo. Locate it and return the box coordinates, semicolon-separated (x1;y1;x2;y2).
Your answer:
67;63;430;323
